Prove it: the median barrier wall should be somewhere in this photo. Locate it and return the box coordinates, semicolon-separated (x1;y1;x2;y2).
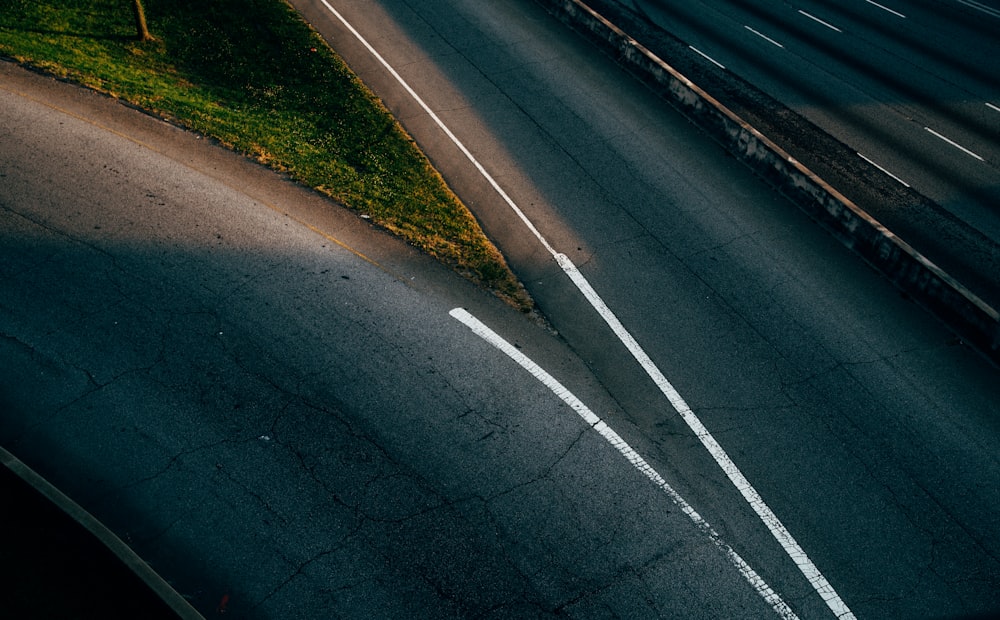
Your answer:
536;0;1000;363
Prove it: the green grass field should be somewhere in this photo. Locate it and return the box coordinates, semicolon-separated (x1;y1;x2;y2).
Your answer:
0;0;530;309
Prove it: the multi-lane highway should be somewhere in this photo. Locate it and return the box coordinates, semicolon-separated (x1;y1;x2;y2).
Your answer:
290;0;1000;617
630;0;999;231
599;0;1000;307
2;0;1000;618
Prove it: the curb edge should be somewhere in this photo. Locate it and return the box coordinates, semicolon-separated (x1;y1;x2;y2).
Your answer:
0;446;205;620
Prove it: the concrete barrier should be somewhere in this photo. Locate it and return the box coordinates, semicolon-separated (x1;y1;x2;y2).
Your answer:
535;0;1000;364
0;446;204;619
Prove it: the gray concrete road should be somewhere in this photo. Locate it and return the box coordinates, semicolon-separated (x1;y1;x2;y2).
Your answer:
287;1;1000;618
1;61;792;618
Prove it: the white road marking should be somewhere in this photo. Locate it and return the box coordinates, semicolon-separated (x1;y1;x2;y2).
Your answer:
315;0;558;258
690;45;726;69
924;126;985;161
449;308;799;620
987;102;1000;114
858;153;911;187
745;26;785;48
956;0;1000;19
798;10;843;32
320;3;855;617
865;0;907;18
553;256;857;620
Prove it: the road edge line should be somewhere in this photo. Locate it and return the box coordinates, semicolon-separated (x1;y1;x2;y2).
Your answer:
449;308;800;620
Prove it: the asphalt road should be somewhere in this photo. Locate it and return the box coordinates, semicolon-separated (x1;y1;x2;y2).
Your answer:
625;0;1000;238
288;0;1000;618
1;62;778;618
2;0;1000;618
600;0;1000;309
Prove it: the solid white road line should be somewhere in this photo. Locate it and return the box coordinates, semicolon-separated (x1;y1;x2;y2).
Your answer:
798;10;843;32
986;102;1000;114
858;153;911;187
690;45;727;69
924;126;985;161
449;308;799;620
745;26;785;48
553;255;857;620
315;0;558;258
865;0;907;18
319;3;854;617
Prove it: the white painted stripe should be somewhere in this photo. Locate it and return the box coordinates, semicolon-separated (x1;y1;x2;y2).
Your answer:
986;102;1000;113
924;126;985;161
956;0;1000;19
553;256;857;620
315;0;558;257
322;4;854;617
864;0;907;18
449;308;799;620
858;153;911;187
690;45;727;69
798;10;843;32
745;26;785;48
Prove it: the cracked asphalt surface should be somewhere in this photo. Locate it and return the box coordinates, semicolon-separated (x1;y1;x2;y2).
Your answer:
286;1;1000;617
1;61;782;618
3;0;1000;615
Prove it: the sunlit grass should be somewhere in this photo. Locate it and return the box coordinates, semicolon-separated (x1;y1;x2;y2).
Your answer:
0;0;530;308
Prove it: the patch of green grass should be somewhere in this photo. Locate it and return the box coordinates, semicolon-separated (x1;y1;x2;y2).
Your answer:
0;0;530;309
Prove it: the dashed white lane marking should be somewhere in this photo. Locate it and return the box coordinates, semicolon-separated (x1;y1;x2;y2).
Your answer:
924;126;985;161
690;45;727;69
956;0;1000;19
745;26;785;48
865;0;907;18
986;102;1000;114
798;10;843;32
319;2;855;617
449;308;799;620
859;153;911;187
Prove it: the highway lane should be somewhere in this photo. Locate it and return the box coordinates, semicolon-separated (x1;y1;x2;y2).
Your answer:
617;0;1000;256
0;63;788;618
290;0;1000;617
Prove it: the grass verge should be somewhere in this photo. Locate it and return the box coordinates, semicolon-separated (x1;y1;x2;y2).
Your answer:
0;0;531;309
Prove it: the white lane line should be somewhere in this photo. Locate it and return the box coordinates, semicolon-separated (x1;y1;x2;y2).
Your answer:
321;4;854;618
924;126;985;161
858;153;911;187
553;256;857;620
987;102;1000;114
798;10;843;32
745;26;785;48
315;0;558;258
865;0;907;18
956;0;1000;19
690;45;727;69
449;308;799;620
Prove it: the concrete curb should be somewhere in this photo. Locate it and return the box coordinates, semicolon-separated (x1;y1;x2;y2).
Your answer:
0;446;205;620
536;0;1000;364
